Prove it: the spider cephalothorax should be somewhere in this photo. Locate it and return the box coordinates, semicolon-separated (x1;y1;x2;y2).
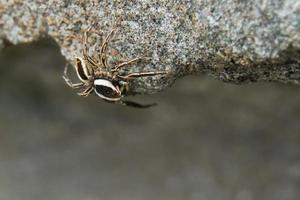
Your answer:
63;21;168;108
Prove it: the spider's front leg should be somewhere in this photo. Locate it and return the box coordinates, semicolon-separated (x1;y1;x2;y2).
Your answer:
98;27;118;68
117;71;168;80
111;57;144;72
62;63;84;89
98;18;122;68
82;27;101;69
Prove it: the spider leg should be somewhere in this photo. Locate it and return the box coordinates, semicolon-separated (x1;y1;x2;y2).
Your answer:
78;85;94;97
99;23;119;68
112;57;143;72
118;100;157;108
63;77;84;89
117;71;168;80
63;63;85;89
82;27;100;68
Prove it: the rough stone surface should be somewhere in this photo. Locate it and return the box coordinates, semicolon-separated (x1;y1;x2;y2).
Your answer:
0;0;300;94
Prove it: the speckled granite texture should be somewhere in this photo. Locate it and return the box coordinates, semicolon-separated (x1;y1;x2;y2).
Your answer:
0;0;300;94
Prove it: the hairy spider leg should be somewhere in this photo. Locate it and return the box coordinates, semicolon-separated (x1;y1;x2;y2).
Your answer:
63;63;85;89
98;17;123;69
78;85;94;97
117;71;168;80
111;57;144;72
99;26;118;69
82;27;100;68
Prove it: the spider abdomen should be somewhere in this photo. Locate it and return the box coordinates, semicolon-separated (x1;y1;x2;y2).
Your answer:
94;79;122;101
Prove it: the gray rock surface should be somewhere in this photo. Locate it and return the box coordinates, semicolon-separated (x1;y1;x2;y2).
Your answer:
1;0;300;94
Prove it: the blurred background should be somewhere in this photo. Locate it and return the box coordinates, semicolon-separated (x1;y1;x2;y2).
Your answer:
0;39;299;200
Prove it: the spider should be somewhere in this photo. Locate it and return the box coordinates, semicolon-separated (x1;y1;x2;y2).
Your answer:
63;22;168;108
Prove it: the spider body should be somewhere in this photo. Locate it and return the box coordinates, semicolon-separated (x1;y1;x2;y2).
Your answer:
63;22;167;108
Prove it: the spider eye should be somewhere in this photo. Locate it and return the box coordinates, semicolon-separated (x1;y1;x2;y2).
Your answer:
94;79;121;101
75;57;90;81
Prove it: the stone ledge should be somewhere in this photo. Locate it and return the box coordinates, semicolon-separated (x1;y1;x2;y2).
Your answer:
1;0;299;94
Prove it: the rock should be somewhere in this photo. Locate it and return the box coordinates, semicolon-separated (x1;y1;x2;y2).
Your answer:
0;0;299;94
